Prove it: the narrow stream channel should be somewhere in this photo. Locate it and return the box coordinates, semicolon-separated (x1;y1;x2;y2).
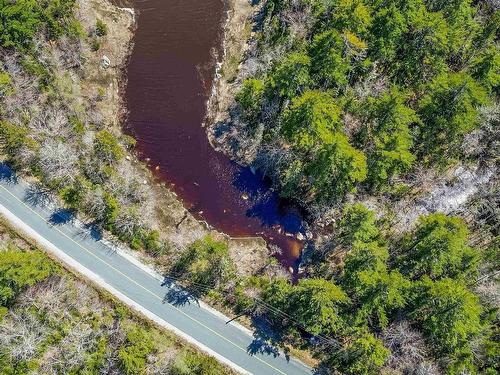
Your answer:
122;0;305;268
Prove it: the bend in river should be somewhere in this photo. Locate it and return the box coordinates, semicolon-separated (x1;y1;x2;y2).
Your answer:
123;0;305;268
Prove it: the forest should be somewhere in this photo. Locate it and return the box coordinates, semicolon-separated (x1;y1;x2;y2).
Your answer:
231;0;498;206
0;0;498;374
211;0;499;373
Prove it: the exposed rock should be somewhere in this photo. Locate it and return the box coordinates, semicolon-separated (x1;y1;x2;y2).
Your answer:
101;55;111;69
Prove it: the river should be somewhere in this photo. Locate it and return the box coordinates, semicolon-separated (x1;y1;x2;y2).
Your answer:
122;0;305;268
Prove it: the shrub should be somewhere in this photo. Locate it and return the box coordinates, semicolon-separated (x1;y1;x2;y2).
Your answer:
118;326;156;375
94;130;124;164
95;18;107;37
0;248;55;307
173;236;234;289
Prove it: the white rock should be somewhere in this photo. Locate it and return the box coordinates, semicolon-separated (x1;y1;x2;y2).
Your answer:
101;55;111;69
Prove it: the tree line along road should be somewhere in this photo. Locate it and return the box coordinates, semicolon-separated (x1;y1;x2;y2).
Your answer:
0;164;312;375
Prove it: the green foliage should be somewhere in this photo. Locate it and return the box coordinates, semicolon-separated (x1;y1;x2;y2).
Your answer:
363;87;417;187
343;241;388;285
319;0;372;35
0;0;41;50
339;203;379;245
281;90;342;150
369;0;449;84
417;72;489;162
170;350;228;375
82;338;108;374
291;278;350;336
0;248;55;307
94;130;124;164
236;78;265;125
173;236;234;288
59;177;90;208
246;0;496;203
280;91;366;202
68;115;85;134
310;30;346;86
268;52;310;99
470;44;500;93
410;277;482;356
400;213;479;281
340;204;410;329
262;277;350;337
309;30;351;88
102;192;119;230
95;18;107;37
261;276;292;319
354;269;410;329
118;326;156;375
0;71;11;98
0;0;78;51
304;133;367;202
330;331;390;375
0;121;28;154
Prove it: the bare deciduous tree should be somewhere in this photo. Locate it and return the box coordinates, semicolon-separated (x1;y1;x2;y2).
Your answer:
29;108;70;139
0;311;48;362
382;321;437;375
38;140;79;184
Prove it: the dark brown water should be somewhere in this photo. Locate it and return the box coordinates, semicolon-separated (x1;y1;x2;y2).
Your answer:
123;0;305;268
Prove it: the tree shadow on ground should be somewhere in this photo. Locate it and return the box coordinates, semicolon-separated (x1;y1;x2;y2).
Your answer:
24;183;52;208
49;208;75;226
161;277;201;307
0;163;17;184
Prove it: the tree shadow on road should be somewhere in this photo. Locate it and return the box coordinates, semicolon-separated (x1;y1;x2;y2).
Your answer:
161;277;201;307
49;208;76;226
246;316;286;359
0;163;17;184
24;183;52;208
74;221;103;245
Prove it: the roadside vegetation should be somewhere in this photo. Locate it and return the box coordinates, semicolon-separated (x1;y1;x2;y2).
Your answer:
173;207;498;374
0;0;169;256
0;221;234;375
204;0;500;373
0;0;498;374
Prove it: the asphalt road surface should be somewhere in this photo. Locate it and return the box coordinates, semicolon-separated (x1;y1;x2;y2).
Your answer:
0;164;312;375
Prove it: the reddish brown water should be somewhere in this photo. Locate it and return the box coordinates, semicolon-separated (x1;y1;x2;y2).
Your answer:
123;0;305;267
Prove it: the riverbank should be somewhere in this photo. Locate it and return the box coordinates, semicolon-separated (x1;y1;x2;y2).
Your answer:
206;0;255;130
84;0;273;277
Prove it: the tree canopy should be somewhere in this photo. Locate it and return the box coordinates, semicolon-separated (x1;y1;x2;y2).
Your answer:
400;213;479;281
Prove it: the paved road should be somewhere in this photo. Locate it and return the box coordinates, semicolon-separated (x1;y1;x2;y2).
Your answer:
0;164;312;375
